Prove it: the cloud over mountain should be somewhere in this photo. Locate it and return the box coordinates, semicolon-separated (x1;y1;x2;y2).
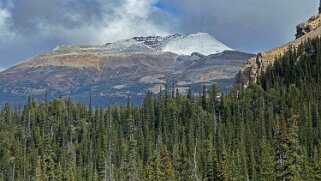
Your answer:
0;0;318;68
3;0;169;44
0;6;15;41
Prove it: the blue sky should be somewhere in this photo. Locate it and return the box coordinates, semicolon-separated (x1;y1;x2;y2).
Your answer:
153;1;181;16
0;0;319;69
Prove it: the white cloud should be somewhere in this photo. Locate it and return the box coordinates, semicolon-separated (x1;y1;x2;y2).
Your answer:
0;8;16;41
0;0;172;69
31;0;169;45
97;0;169;43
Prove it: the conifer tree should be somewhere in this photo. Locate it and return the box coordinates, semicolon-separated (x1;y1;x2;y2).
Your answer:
259;141;276;180
35;157;42;181
160;144;174;180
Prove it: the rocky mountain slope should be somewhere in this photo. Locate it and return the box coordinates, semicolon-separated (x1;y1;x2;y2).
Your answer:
0;33;253;105
234;5;321;90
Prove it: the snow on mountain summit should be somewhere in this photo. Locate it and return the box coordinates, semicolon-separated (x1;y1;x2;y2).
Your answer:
52;32;232;56
162;32;232;55
132;32;232;56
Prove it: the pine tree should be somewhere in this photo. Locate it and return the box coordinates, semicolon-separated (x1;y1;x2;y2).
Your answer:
56;163;63;181
259;141;276;180
286;116;303;180
150;149;163;181
125;106;139;181
160;144;174;180
35;157;42;181
314;143;321;180
46;151;56;180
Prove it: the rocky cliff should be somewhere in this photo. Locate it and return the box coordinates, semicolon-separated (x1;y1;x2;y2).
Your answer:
234;8;321;90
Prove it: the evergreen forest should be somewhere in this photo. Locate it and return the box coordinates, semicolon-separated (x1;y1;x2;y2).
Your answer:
1;37;321;180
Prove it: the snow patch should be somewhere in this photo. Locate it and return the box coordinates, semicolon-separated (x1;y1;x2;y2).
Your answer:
139;75;166;84
149;84;166;93
113;85;126;90
177;81;191;86
109;39;153;52
0;66;7;72
163;32;232;56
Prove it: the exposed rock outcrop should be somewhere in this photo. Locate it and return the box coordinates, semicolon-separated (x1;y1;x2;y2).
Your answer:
234;9;321;90
296;13;321;39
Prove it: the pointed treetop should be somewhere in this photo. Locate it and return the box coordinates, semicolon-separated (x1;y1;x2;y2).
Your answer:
319;0;321;13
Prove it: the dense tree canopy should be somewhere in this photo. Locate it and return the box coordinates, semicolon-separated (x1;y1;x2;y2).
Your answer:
0;37;321;180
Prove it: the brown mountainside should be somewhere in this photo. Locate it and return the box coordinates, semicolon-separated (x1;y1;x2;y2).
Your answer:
0;34;254;105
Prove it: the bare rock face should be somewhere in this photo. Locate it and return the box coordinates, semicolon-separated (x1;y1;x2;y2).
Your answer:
296;14;321;39
234;10;321;90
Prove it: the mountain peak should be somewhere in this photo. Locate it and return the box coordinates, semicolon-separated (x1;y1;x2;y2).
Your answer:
52;33;231;57
190;32;211;37
162;32;232;55
131;32;232;55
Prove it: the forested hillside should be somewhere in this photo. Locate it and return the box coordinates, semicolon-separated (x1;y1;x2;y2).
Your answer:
0;37;321;180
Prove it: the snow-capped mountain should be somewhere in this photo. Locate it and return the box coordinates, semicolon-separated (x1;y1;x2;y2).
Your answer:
0;33;252;105
132;32;232;55
50;32;232;57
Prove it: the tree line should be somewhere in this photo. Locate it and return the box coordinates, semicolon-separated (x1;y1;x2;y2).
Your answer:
0;37;321;180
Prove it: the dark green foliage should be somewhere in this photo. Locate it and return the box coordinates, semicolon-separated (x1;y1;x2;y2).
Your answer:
0;37;321;180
